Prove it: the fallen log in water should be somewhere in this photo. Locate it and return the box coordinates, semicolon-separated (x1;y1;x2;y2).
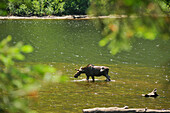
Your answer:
83;107;170;113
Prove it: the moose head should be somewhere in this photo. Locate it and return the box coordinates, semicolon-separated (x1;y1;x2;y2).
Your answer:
74;64;94;78
74;67;86;78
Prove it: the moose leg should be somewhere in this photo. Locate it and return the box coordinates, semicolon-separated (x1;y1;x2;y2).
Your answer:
86;76;89;82
91;76;95;82
104;74;111;81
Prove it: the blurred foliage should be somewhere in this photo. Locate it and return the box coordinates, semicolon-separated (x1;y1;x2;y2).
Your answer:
0;36;66;113
5;0;89;16
88;0;170;55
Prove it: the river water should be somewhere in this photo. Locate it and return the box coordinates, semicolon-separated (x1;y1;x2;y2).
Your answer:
0;19;170;112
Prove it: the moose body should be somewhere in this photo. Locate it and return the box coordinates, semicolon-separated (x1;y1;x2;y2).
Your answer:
74;64;111;82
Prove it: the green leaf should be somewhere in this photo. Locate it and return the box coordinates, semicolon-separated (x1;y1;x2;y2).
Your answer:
15;53;25;60
0;35;12;47
33;65;55;75
99;37;110;47
110;47;119;55
21;45;33;53
99;39;107;46
144;32;156;40
6;35;12;42
12;80;23;88
59;75;68;83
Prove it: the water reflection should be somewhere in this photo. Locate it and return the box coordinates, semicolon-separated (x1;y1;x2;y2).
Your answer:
72;79;116;82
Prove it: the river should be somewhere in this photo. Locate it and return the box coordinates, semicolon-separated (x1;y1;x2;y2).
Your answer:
0;19;170;113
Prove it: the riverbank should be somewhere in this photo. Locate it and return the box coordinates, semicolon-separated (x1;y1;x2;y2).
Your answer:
0;15;128;20
0;15;168;20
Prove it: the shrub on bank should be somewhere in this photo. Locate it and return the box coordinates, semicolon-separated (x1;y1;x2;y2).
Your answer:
7;0;90;16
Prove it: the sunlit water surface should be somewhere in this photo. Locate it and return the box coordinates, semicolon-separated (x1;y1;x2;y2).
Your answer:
0;19;170;113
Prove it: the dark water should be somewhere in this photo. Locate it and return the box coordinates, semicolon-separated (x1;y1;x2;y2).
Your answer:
0;19;170;113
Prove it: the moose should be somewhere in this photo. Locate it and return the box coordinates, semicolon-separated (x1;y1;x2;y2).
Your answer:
74;64;111;82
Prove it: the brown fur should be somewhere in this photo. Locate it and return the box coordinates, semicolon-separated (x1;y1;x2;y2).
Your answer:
74;64;111;82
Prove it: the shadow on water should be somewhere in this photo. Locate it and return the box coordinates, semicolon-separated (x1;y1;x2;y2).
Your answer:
72;79;116;82
0;19;170;112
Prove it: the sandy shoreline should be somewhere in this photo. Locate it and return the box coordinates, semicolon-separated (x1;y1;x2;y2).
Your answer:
0;15;168;20
83;107;170;113
0;15;130;20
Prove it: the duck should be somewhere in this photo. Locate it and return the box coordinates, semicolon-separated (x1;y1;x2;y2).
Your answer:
142;88;159;97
